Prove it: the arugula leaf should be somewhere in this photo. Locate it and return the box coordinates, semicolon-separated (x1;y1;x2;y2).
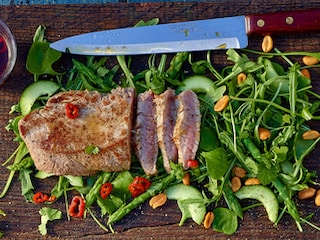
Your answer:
97;194;123;216
212;208;238;235
38;207;62;235
202;147;230;180
19;168;34;202
26;25;62;78
35;170;55;179
111;171;133;201
7;156;34;171
32;25;46;42
26;42;62;77
199;125;219;152
50;176;70;200
64;175;84;188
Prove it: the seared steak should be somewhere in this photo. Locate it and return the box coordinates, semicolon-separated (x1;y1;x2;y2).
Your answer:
133;90;158;176
154;89;178;173
173;90;201;169
18;88;135;176
19;86;200;176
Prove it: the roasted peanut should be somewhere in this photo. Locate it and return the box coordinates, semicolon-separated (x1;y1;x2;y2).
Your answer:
302;130;320;140
237;73;247;84
315;190;320;207
297;187;316;200
261;35;273;53
244;178;261;186
149;193;167;209
214;95;229;112
300;69;311;79
203;211;214;229
232;166;247;178
182;172;190;186
302;56;319;66
258;127;271;141
231;176;242;192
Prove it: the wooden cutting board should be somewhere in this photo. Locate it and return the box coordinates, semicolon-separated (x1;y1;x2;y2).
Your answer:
1;1;320;239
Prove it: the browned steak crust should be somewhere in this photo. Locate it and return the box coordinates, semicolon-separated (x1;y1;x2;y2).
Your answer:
18;87;135;176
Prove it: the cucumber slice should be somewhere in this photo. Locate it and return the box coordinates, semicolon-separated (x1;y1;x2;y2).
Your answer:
234;185;279;223
177;200;206;225
166;184;206;225
165;183;203;200
177;75;214;93
20;80;60;116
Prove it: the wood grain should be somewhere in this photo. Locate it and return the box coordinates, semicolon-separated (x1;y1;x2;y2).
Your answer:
1;1;320;239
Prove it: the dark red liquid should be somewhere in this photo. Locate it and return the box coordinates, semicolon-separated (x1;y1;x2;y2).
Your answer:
0;36;8;76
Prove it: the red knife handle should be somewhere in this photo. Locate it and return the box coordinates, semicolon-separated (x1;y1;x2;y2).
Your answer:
246;9;320;35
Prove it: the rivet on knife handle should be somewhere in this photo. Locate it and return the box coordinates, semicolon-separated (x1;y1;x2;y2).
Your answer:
246;8;320;35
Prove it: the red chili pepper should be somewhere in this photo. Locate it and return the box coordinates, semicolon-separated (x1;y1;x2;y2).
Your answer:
65;103;79;119
133;176;152;190
100;182;113;199
33;191;49;204
186;159;199;169
128;183;146;198
69;196;85;218
128;176;152;198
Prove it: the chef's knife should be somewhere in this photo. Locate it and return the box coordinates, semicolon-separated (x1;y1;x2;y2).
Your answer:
50;9;320;56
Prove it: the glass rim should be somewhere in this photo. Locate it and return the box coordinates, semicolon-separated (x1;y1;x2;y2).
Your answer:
0;18;17;85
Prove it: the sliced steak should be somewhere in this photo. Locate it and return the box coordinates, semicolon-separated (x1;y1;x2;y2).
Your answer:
18;87;136;176
133;90;158;176
173;90;201;169
154;89;178;173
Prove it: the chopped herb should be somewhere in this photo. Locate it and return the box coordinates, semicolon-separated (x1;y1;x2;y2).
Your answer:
38;207;62;236
85;145;100;155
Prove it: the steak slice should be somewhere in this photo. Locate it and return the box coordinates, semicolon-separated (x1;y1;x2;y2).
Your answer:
133;90;158;176
154;89;178;173
18;87;136;176
173;90;201;169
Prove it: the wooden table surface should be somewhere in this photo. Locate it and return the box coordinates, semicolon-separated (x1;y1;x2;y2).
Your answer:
1;1;320;239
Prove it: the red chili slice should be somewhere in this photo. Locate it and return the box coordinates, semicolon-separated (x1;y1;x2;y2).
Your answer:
65;103;79;119
132;176;152;190
128;183;146;198
33;191;49;204
186;159;199;169
69;196;85;218
100;183;113;199
128;177;152;198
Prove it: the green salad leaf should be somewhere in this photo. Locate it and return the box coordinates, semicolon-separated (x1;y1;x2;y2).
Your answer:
38;207;62;235
26;25;63;78
212;208;238;235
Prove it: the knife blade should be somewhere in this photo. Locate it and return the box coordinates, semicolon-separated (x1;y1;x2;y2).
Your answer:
50;9;320;56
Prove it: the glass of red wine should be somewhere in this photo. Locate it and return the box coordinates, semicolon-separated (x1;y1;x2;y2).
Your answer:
0;19;17;85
